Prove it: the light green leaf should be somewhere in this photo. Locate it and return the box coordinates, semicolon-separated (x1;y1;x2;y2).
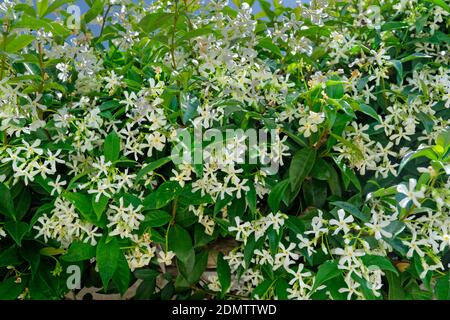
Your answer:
139;12;174;33
5;35;35;53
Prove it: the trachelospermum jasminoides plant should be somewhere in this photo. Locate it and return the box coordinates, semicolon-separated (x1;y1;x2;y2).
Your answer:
0;0;449;300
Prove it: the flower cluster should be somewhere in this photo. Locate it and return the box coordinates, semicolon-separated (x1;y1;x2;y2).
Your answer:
0;0;448;300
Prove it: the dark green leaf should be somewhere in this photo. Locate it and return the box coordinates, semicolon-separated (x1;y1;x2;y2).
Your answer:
311;260;341;292
289;148;316;192
4;221;29;246
96;237;120;290
168;224;193;263
143;210;171;227
136;157;172;181
217;252;231;295
268;179;289;212
62;241;96;262
0;183;16;219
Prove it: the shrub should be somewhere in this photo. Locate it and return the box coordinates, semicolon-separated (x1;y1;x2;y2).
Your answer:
0;0;449;300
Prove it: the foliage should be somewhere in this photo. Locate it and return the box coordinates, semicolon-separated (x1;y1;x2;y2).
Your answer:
0;0;449;300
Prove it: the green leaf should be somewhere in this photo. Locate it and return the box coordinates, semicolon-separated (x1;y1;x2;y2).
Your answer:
84;0;105;24
268;179;289;212
244;233;257;268
435;273;450;300
0;245;23;267
389;60;403;85
400;53;432;63
275;278;289;300
45;0;76;17
331;201;369;222
398;147;438;174
361;255;398;275
143;210;171;227
303;179;327;208
92;194;109;220
217;252;231;295
5;35;35;53
181;92;200;124
358;104;381;122
168;224;193;263
112;252;130;296
425;0;450;13
252;278;273;299
331;133;364;160
96;237;120;290
246;184;257;214
4;221;29;246
285;216;305;234
20;242;40;277
134;269;159;281
310;158;331;181
37;0;49;17
386;270;406;300
104;131;121;163
15;189;31;220
289;148;317;192
326;76;345;99
327;165;342;197
62;241;96;262
311;260;341;292
63;192;98;223
136;157;172;181
139;12;175;33
257;37;282;57
0;182;16;219
143;181;181;210
333;157;362;191
0;277;26;300
188;251;208;284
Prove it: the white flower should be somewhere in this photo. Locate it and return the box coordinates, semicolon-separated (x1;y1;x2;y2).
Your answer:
274;242;299;271
329;209;354;235
56;63;70;82
396;178;425;208
48;175;67;196
264;212;286;232
157;250;176;266
228;216;251;242
287;264;312;289
0;227;6;238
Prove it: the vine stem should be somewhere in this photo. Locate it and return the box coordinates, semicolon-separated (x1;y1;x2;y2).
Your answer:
100;5;112;38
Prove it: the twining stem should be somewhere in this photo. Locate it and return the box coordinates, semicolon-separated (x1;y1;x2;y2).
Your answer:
100;5;112;38
170;0;180;70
